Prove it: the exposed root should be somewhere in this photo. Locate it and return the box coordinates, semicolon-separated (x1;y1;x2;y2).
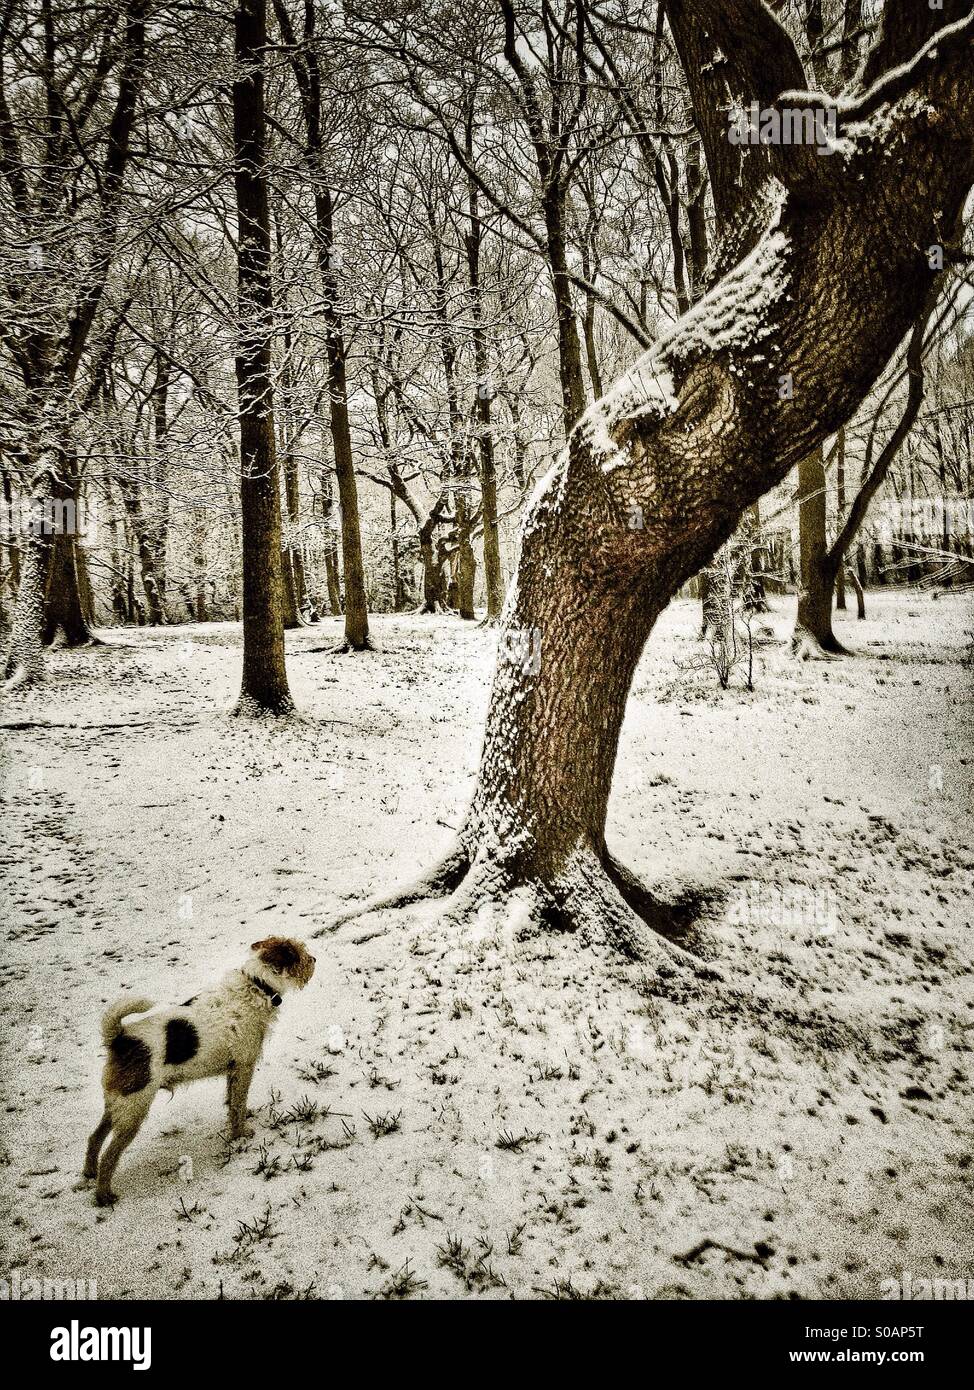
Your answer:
2;662;31;695
550;850;721;978
229;694;297;718
603;852;714;956
326;638;377;655
791;627;850;660
317;838;719;981
310;840;471;938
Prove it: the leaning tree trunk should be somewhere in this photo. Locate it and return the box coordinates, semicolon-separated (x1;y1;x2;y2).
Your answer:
793;447;844;655
231;0;293;714
330;8;974;961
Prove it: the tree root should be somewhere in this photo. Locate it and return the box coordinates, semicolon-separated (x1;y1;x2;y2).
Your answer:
2;662;32;695
791;627;850;660
313;838;719;980
310;841;471;938
325;638;377;655
229;694;297;718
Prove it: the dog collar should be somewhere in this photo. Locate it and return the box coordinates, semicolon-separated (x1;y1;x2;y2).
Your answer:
248;975;282;1007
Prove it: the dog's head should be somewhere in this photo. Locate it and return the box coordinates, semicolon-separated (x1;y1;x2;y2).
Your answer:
249;937;316;990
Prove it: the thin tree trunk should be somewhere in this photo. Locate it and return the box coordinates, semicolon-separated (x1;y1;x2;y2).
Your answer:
463;130;504;623
835;428;847;609
271;0;369;648
152;355;170;606
319;191;370;650
390;490;403;610
232;0;293;713
275;207;306;628
321;473;343;616
794;447;844;655
117;475;166;625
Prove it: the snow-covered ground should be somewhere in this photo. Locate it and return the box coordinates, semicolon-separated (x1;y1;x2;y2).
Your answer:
1;593;971;1300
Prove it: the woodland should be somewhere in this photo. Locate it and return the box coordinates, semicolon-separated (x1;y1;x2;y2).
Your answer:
1;0;972;1302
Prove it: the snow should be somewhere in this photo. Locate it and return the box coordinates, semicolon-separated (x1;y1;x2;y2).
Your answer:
579;363;679;476
661;224;791;364
1;596;971;1298
575;200;792;477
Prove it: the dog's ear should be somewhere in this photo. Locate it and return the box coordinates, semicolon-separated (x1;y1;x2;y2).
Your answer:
251;937;302;975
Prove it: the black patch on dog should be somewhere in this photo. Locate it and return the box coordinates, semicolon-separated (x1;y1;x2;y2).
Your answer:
164;1018;199;1066
254;938;301;974
107;1034;152;1095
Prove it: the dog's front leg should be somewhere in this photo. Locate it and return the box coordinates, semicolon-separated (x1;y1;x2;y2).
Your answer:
226;1059;256;1139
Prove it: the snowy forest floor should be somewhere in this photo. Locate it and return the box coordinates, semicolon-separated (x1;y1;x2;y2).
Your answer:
1;593;972;1300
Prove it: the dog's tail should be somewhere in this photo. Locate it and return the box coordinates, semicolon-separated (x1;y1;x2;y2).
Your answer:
100;996;155;1046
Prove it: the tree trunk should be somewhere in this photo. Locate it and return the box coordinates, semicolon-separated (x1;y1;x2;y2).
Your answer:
835;428;847;609
272;0;369;648
320;199;370;651
43;533;94;646
319;473;343;615
324;546;342;616
118;478;166;626
152;356;171;606
281;547;300;628
390;491;403;610
275;214;306;629
455;512;477;620
418;522;446;613
2;0;147;686
464;149;504;623
794;448;844;655
845;566;866;619
41;469;95;646
231;0;293;713
4;517;52;684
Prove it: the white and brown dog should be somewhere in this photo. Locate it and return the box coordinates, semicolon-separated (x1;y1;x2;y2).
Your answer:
80;937;315;1205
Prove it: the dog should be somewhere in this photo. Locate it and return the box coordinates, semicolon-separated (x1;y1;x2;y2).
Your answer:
80;937;315;1205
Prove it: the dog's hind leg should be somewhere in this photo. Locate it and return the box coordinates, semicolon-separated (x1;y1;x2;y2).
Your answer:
226;1059;257;1140
94;1091;155;1206
81;1109;112;1181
